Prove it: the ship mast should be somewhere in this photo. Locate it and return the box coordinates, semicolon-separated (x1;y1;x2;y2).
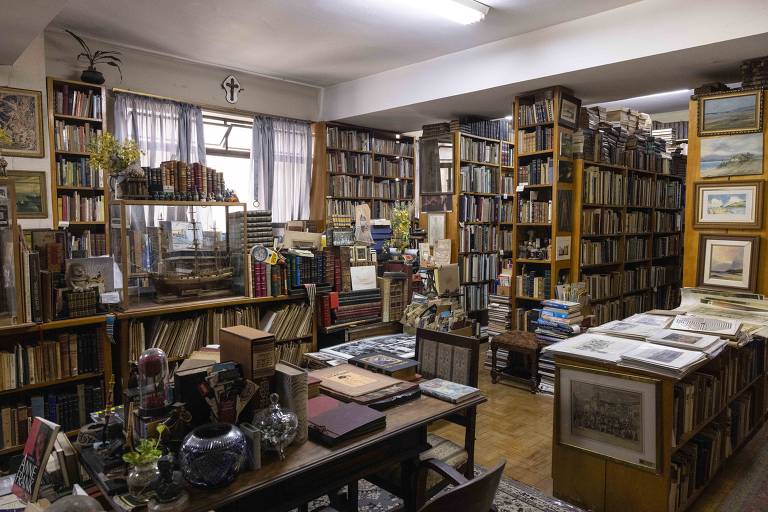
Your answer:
188;206;200;276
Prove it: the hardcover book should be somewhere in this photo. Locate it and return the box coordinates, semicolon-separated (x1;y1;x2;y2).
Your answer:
348;351;418;380
309;364;400;398
11;417;60;503
419;378;480;404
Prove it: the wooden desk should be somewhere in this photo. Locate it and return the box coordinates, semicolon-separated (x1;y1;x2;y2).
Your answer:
82;395;485;512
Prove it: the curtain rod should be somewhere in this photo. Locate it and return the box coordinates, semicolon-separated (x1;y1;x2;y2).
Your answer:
111;87;311;124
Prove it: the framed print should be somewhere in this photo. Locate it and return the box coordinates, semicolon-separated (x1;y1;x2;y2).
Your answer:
697;235;759;292
0;87;44;158
700;133;763;178
427;213;445;247
557;364;660;472
694;181;763;229
698;89;763;136
420;194;452;213
556;236;571;261
7;171;47;219
558;94;581;129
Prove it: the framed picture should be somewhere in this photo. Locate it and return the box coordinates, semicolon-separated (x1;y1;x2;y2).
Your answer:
7;171;47;219
0;87;44;158
700;133;763;178
556;236;571;261
694;181;763;229
558;94;581;129
420;194;452;213
698;89;763;136
557;364;660;473
697;235;759;292
427;213;446;247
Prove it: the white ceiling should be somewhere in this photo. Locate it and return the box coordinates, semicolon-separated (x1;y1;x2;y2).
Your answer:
0;0;68;64
52;0;640;86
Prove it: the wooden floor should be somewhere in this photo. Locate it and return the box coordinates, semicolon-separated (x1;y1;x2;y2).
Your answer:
431;357;766;511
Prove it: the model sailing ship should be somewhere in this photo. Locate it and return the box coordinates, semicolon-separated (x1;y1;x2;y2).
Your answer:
150;206;234;302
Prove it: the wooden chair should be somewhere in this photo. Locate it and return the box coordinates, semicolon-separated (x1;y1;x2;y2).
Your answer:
367;328;482;502
490;330;539;393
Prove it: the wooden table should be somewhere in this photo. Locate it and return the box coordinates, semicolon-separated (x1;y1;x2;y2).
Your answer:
81;395;485;512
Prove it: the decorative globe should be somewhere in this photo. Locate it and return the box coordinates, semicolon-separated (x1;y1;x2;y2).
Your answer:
179;423;247;488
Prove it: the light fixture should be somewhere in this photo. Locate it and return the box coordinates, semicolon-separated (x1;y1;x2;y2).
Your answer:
425;0;489;25
504;115;513;121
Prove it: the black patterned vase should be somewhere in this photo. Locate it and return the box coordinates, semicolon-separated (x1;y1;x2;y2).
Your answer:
179;423;247;488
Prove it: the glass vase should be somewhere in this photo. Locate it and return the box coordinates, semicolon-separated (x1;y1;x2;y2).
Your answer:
127;461;160;498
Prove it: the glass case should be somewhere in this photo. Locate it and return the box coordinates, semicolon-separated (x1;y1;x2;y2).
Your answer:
0;178;22;325
110;200;248;309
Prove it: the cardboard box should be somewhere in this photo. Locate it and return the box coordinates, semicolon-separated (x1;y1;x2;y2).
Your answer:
219;325;276;380
496;285;513;297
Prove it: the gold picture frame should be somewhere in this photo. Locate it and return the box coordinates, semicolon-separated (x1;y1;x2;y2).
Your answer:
0;86;44;158
698;89;763;136
7;170;47;219
555;363;662;473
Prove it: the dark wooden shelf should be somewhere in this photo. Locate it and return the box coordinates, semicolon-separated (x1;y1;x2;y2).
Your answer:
0;372;103;398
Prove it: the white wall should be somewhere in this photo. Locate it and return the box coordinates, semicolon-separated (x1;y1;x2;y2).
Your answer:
0;34;52;230
44;30;321;121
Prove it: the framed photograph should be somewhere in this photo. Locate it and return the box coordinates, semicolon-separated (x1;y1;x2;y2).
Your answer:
7;171;47;219
427;213;446;247
700;133;763;178
697;235;759;292
420;194;452;213
556;236;571;261
557;364;660;472
0;87;44;158
698;89;763;136
694;181;763;229
558;94;581;129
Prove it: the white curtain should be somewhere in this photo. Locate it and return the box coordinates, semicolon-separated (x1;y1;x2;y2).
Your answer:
251;116;311;223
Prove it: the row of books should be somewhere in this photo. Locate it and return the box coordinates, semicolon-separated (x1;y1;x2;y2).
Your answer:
372;157;413;178
0;384;103;449
499;202;514;223
518;93;554;126
655;286;681;310
460;165;499;194
53;87;102;119
501;175;515;194
518;126;553;153
626;236;650;261
328;176;413;199
459;253;498;283
518;157;553;185
656;179;684;209
626;174;654;207
275;340;313;367
328;151;371;175
318;289;382;327
372;138;413;157
516;269;551;299
0;331;102;391
372;200;408;219
261;302;314;341
326;126;370;151
461;282;490;312
56;194;104;223
654;235;681;258
583;166;625;205
458;119;513;142
55;157;102;188
487;294;514;336
518;197;551;224
147;161;226;200
458;196;498;223
458;225;498;253
582;208;621;235
68;231;107;257
581;238;619;266
53;121;101;153
460;136;499;164
655;211;682;232
229;210;272;252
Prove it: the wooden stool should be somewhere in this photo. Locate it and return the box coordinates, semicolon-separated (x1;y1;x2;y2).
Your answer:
490;331;539;393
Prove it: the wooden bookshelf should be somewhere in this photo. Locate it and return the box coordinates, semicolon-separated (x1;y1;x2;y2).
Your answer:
510;86;575;327
572;158;684;325
552;339;767;512
46;77;110;256
309;121;415;230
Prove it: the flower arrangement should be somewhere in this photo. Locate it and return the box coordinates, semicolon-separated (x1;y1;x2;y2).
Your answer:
88;132;141;175
123;424;166;466
391;205;411;251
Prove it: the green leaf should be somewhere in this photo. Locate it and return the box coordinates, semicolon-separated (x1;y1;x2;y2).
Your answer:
104;60;123;80
65;30;92;59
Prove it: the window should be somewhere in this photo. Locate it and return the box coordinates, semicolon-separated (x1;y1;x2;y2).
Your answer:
202;110;255;208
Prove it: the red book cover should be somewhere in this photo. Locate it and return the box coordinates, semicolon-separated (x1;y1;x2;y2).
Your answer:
12;416;60;503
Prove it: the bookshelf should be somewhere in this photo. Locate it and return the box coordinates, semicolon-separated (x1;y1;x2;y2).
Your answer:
46;77;109;257
309;121;415;229
552;339;767;512
510;87;575;328
572;160;685;325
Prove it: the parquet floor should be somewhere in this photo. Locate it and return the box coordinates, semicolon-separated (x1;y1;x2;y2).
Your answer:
430;353;765;511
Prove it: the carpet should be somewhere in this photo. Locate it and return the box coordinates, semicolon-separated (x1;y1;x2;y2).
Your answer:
301;467;585;512
712;426;768;512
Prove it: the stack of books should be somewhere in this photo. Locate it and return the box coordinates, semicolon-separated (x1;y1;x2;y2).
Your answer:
229;210;273;253
487;294;514;337
535;299;583;394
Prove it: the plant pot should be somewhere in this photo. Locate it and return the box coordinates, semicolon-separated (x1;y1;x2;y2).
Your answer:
81;67;105;85
127;461;160;498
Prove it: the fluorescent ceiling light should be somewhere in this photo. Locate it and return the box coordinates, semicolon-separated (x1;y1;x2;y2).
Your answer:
424;0;489;25
504;115;513;121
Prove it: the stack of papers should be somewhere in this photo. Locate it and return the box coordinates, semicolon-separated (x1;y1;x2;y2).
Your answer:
669;315;742;338
623;313;673;328
645;329;727;358
588;319;660;340
619;344;708;378
542;333;642;364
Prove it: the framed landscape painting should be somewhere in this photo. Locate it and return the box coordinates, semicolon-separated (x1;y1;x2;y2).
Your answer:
694;181;762;229
7;171;47;219
557;364;660;473
697;235;759;292
698;89;763;136
699;133;763;178
0;87;44;158
558;93;581;129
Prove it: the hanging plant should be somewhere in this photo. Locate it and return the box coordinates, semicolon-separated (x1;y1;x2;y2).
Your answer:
66;29;123;84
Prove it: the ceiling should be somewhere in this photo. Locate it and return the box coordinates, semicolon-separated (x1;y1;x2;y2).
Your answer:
0;0;67;64
51;0;640;86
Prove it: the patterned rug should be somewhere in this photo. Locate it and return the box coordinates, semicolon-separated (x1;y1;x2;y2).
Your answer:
301;467;585;512
712;426;768;512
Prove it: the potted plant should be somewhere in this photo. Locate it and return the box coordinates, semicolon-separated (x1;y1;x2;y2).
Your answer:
0;128;11;177
123;424;166;498
66;29;123;85
391;204;411;253
88;132;142;197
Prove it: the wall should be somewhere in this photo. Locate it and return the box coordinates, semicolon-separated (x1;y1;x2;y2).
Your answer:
44;30;321;121
0;34;52;230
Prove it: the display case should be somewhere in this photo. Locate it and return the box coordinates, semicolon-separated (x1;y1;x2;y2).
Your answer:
0;177;23;326
110;200;249;309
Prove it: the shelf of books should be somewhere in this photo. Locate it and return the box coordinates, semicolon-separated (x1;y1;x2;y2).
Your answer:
309;121;415;230
509;87;576;329
46;77;109;258
571;108;686;325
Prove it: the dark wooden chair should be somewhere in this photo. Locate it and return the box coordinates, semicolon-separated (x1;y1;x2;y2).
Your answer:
490;330;539;393
366;328;482;503
318;459;506;512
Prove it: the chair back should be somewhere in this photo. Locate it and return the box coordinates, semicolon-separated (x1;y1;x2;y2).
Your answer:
418;461;505;512
415;328;480;387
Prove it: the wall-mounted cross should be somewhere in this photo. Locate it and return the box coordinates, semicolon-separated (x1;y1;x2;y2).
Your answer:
222;75;242;104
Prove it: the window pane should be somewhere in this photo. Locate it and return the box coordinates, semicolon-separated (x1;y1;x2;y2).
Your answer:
204;123;228;149
206;154;254;207
228;125;252;152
